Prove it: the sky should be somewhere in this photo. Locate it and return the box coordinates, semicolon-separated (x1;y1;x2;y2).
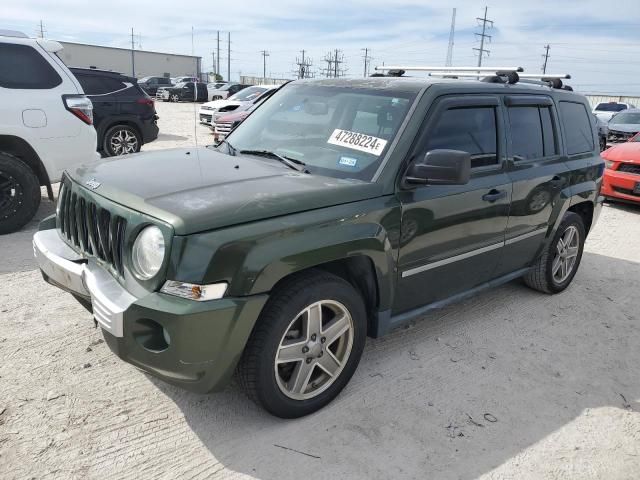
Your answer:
4;0;640;94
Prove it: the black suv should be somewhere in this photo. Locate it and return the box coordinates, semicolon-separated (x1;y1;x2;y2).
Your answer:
137;76;173;96
162;82;208;102
71;68;159;156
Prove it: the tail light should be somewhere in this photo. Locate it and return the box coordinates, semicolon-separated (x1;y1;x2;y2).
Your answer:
136;97;155;107
62;95;93;125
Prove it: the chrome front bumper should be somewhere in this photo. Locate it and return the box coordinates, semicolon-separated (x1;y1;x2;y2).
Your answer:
33;230;137;337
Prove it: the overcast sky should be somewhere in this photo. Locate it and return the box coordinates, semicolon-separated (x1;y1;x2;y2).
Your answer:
5;0;640;94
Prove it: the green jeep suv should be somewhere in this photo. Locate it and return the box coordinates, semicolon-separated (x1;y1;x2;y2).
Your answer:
34;73;604;418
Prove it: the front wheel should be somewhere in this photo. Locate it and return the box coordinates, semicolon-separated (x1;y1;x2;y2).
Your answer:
170;94;180;102
0;152;41;234
524;212;585;293
238;271;367;418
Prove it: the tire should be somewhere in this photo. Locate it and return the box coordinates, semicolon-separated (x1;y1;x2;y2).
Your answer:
170;94;180;103
523;212;586;294
0;152;41;234
102;125;141;157
238;270;367;418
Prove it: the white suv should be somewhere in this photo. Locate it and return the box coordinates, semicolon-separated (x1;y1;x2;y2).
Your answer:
0;30;99;234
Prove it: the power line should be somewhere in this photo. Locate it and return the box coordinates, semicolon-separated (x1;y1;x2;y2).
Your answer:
542;44;550;74
473;6;493;68
445;8;456;67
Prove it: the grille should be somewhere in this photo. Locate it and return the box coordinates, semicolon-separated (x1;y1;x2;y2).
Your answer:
618;163;640;175
613;186;640;197
214;122;233;135
58;182;127;276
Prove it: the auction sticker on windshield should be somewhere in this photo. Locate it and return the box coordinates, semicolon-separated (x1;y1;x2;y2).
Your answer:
328;129;388;156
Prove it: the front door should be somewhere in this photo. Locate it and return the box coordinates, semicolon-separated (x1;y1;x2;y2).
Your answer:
394;95;512;314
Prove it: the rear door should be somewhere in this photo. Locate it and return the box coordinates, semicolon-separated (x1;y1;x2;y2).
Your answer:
394;95;512;314
496;95;570;276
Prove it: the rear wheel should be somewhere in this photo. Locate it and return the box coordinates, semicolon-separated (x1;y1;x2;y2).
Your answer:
238;271;367;418
170;93;180;102
524;212;585;293
103;125;141;157
0;152;41;234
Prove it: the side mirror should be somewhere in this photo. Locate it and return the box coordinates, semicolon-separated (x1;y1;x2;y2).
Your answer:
405;149;471;186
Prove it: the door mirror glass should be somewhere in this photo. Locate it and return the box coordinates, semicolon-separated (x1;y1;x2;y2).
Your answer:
405;149;471;186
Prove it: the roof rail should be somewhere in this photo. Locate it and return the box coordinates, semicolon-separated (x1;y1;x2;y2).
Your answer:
375;65;524;73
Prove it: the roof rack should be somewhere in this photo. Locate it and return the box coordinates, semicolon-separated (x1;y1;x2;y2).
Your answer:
372;65;572;90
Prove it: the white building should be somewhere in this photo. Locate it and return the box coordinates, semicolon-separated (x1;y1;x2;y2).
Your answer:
57;41;201;79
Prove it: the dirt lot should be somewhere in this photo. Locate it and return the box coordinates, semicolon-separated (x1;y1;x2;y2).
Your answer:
1;102;639;480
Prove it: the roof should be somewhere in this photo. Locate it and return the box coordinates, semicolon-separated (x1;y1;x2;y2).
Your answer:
58;40;201;60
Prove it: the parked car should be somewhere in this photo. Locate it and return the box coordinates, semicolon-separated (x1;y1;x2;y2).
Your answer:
211;88;279;142
172;76;199;84
70;68;159;156
606;108;640;144
593;101;634;122
601;133;640;204
137;76;173;96
34;72;603;418
160;82;208;102
595;114;608;151
207;82;250;101
0;30;98;234
199;85;277;126
207;81;227;91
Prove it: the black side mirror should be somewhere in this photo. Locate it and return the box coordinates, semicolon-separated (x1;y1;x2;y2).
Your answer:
405;149;471;186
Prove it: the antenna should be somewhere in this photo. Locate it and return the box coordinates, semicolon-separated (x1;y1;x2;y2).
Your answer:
445;8;456;67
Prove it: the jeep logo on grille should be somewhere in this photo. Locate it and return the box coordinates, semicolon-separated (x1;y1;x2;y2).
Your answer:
86;178;101;190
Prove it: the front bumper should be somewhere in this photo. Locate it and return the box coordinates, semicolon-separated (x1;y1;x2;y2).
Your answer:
199;112;213;124
602;169;640;204
34;228;268;393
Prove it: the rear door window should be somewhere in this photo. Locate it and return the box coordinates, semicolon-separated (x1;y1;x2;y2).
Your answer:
559;101;595;155
74;74;126;95
508;106;557;160
0;43;62;89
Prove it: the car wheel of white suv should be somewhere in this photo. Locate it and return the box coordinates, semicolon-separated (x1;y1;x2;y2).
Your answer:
0;152;41;234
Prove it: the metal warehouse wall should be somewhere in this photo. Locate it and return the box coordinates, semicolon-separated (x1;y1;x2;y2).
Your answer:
585;95;640;108
58;42;201;79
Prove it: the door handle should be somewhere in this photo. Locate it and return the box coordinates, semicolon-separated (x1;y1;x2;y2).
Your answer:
482;189;507;203
549;175;564;188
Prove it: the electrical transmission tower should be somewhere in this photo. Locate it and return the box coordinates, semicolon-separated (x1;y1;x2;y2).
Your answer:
445;8;456;67
362;48;372;77
542;44;551;74
295;50;314;79
323;49;346;78
473;6;493;67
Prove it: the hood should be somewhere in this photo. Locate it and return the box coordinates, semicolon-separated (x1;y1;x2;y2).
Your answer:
69;147;382;235
607;123;640;134
202;99;241;110
602;141;640;163
595;112;616;122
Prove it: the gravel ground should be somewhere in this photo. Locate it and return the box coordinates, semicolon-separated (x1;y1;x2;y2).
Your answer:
1;102;639;480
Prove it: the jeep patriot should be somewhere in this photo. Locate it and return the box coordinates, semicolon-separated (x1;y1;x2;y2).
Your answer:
34;68;604;417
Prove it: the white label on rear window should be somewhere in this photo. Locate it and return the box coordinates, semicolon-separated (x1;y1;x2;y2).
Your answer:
327;129;388;156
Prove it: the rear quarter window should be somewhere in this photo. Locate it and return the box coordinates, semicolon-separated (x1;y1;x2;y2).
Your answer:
559;101;594;155
0;43;62;89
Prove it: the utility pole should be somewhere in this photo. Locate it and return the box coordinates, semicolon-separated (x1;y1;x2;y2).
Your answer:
542;44;551;74
130;28;136;77
261;50;270;81
323;51;334;78
294;50;313;79
362;48;371;77
216;31;220;79
227;32;231;82
473;6;493;68
212;51;216;77
445;8;456;67
38;20;45;38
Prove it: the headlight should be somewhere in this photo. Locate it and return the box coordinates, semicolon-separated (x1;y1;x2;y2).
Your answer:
131;226;165;280
604;160;615;169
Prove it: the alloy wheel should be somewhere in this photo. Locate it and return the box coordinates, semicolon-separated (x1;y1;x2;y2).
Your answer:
552;225;580;283
0;171;23;220
274;300;354;400
109;129;139;155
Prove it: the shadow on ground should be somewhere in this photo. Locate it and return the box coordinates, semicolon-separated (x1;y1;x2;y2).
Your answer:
151;251;640;479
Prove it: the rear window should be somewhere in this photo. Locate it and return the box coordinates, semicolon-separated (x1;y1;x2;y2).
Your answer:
0;43;62;89
559;101;594;155
509;106;557;160
74;74;126;95
595;103;627;112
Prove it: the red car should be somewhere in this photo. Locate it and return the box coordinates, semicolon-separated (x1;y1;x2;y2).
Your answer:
601;133;640;204
212;109;250;143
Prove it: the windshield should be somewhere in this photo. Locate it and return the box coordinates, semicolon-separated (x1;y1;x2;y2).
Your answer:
174;82;186;88
610;112;640;124
223;83;416;181
230;86;268;101
138;76;152;83
596;103;628;112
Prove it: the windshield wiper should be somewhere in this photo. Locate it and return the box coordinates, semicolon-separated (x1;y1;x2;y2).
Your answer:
239;149;308;173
